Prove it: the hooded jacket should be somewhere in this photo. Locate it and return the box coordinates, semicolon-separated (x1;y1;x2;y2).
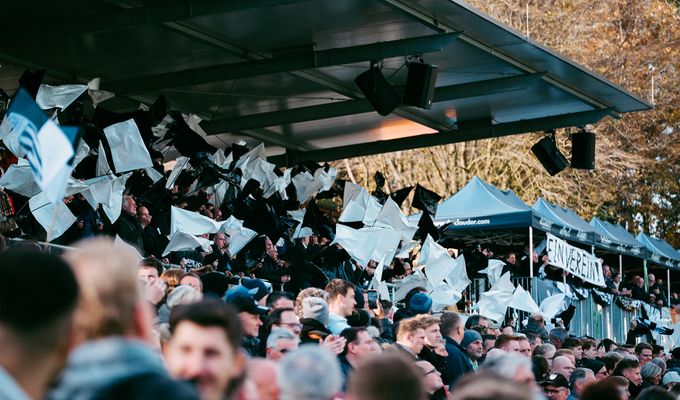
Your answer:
300;318;332;344
49;337;198;400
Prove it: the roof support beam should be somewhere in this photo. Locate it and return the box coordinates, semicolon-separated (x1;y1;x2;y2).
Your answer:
0;0;310;46
103;32;461;94
380;0;617;111
201;72;545;134
269;108;612;166
100;1;457;134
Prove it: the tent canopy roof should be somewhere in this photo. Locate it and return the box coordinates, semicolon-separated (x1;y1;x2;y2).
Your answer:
434;176;531;230
636;232;680;269
0;0;650;165
589;218;647;258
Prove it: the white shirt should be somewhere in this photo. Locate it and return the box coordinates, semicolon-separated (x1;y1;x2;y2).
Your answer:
0;365;31;400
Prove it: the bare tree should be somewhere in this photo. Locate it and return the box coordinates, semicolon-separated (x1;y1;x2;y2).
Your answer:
336;0;680;246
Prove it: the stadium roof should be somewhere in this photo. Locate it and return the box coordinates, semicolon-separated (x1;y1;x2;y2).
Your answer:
0;0;651;165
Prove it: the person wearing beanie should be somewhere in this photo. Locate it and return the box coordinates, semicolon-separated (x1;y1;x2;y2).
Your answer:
461;330;484;370
302;297;329;326
347;309;372;328
300;297;333;344
580;358;608;381
199;271;230;299
393;287;428;323
408;292;433;315
640;361;662;390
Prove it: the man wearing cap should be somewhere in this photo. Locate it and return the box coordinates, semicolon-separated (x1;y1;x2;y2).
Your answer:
241;278;272;306
299;297;332;344
580;358;608;381
461;330;484;370
227;293;267;357
662;370;680;389
540;373;571;400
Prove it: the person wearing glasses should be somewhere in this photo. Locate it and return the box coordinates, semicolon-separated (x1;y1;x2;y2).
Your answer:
265;328;299;361
271;307;303;336
258;307;302;356
540;373;571;400
416;360;448;400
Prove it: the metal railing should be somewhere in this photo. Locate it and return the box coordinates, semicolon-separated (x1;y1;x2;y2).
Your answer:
457;275;641;342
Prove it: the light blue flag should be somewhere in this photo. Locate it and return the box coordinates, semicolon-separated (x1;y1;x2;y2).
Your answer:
6;88;81;202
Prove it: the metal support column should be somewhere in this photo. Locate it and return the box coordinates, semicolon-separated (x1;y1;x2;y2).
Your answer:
668;269;671;302
529;227;534;279
644;260;649;290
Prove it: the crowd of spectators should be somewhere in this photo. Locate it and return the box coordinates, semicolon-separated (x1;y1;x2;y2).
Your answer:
1;126;678;400
2;235;680;400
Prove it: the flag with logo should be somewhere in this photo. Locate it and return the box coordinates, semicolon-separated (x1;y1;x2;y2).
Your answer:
4;88;81;203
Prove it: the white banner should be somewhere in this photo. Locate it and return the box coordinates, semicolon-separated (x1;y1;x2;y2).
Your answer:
545;232;605;287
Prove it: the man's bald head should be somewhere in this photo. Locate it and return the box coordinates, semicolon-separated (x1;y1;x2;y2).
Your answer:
552;356;576;379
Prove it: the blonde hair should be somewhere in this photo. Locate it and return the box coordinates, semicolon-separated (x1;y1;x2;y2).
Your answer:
412;314;440;329
396;317;424;340
294;287;328;318
64;237;142;339
160;268;184;293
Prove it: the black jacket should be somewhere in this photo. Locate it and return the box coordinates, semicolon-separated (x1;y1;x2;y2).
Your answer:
418;345;449;379
115;212;145;254
300;318;331;344
443;335;473;387
203;244;232;273
141;224;168;258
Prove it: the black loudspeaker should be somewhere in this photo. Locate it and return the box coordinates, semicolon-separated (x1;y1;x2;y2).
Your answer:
531;136;569;176
571;130;595;170
403;62;438;109
355;66;401;116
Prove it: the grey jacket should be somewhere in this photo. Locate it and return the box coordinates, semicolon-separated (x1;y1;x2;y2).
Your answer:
49;337;198;400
